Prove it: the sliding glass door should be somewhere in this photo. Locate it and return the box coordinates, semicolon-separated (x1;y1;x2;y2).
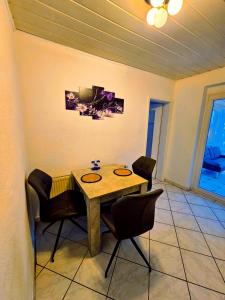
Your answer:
198;97;225;198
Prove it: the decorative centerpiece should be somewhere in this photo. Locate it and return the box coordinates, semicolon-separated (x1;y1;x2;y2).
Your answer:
91;160;100;171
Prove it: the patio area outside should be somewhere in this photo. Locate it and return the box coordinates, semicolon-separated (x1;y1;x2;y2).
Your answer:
199;169;225;198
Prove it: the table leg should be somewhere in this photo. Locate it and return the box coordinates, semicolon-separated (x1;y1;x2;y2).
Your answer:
86;197;101;256
140;182;148;193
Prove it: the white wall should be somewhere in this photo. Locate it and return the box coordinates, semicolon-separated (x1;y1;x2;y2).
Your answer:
15;31;174;176
0;2;34;299
166;67;225;188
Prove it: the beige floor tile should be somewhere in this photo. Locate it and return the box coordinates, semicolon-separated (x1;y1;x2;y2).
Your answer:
67;226;88;246
36;269;71;300
186;195;209;206
149;271;190;300
64;282;105;300
212;208;225;222
45;239;87;279
150;222;178;246
36;232;63;266
176;227;211;256
216;259;225;281
156;197;170;210
190;205;217;220
151;183;166;191
196;217;225;238
172;212;200;231
101;232;118;254
108;258;149;300
150;240;185;279
155;208;173;225
189;283;225;300
181;250;225;294
167;191;187;202
204;234;225;260
36;265;43;278
152;179;161;185
170;200;192;214
208;201;225;210
46;219;77;238
140;230;150;239
75;252;113;294
119;237;149;266
166;185;183;193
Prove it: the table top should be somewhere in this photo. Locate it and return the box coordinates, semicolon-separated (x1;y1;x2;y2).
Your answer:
72;164;148;200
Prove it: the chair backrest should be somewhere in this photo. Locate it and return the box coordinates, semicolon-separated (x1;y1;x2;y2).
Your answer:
132;156;156;190
27;169;52;218
111;189;163;240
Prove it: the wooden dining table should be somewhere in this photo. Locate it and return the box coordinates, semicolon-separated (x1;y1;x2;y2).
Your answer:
72;164;148;256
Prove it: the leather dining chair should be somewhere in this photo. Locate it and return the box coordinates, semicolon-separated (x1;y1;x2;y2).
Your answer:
28;169;87;262
101;189;163;278
132;156;156;191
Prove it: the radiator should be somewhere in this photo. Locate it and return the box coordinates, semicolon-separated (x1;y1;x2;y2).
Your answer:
50;174;75;198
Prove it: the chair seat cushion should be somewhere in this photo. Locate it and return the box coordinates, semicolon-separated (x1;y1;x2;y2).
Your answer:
47;190;86;221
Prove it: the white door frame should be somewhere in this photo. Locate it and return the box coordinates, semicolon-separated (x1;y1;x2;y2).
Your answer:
146;99;170;181
192;92;225;202
151;105;163;178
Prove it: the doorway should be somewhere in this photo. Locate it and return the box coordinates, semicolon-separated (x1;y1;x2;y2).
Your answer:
146;100;168;179
197;96;225;198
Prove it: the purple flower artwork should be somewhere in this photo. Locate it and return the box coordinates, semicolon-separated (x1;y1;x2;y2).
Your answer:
65;86;124;120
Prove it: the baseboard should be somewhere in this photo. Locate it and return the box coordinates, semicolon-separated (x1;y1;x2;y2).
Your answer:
164;178;191;191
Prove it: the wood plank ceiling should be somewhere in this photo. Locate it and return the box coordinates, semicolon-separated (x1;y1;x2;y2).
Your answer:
8;0;225;79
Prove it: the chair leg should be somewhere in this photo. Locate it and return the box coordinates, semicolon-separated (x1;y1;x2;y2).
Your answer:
105;240;120;278
42;221;57;235
50;219;64;262
69;218;87;233
130;238;151;272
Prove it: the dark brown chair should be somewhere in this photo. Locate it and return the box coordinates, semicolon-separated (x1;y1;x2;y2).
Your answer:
101;189;163;278
132;156;156;191
28;169;87;262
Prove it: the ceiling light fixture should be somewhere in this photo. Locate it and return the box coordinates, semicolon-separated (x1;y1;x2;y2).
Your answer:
145;0;183;28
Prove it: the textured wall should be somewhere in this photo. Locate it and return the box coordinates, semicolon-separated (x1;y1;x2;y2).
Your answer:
0;1;34;299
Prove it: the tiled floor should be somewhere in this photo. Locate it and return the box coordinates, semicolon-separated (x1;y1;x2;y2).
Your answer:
35;180;225;300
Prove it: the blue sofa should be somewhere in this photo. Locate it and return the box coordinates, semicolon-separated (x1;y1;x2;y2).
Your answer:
203;146;225;174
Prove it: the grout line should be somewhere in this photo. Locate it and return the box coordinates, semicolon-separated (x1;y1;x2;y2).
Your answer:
70;280;114;299
207;206;225;230
105;244;121;298
35;244;225;298
40;264;111;299
183;193;225;285
154;216;225;240
115;255;225;296
61;247;89;300
164;188;192;300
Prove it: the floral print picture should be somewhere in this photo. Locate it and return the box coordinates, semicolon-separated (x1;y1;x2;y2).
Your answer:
65;86;124;120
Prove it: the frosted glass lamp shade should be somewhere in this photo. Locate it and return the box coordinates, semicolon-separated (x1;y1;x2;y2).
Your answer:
154;7;168;28
146;8;158;25
168;0;183;15
150;0;164;7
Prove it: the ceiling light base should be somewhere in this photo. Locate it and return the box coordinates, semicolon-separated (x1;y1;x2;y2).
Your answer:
145;0;169;5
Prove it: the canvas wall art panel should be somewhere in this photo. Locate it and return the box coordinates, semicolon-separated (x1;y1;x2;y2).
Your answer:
65;85;124;120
